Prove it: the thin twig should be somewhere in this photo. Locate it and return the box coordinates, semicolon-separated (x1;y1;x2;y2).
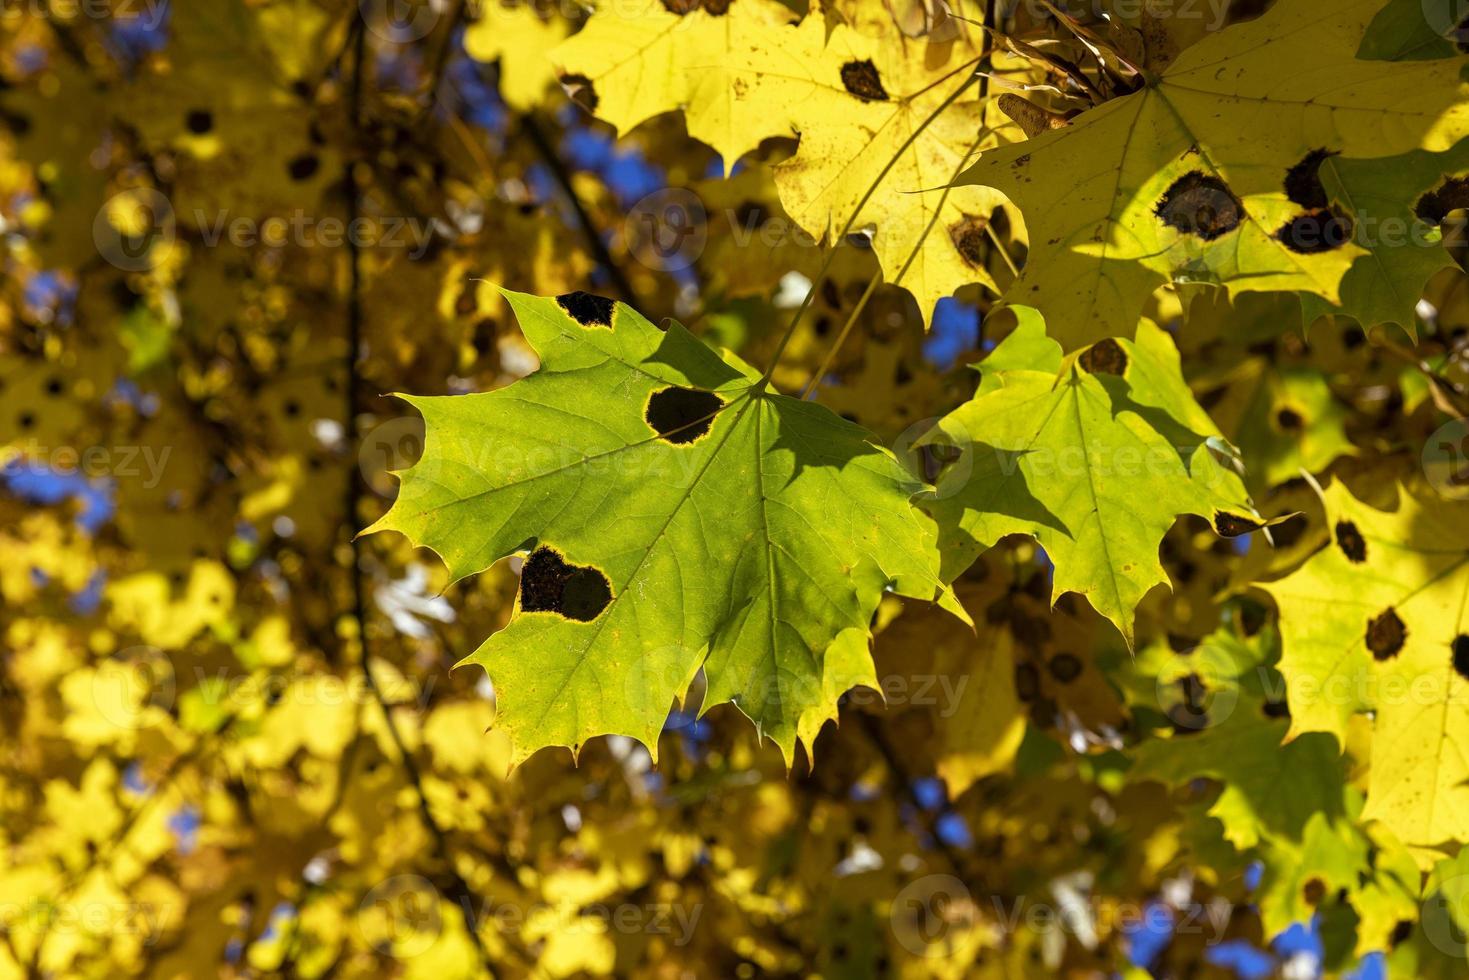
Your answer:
344;22;498;973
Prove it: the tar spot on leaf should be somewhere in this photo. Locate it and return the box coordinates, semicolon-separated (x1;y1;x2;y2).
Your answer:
1334;520;1366;563
287;154;320;181
1366;607;1406;660
949;213;989;267
1276;208;1354;254
185;109;214;134
645;386;724;444
840;59;888;102
1047;653;1082;684
1302;878;1326;906
1213;512;1263;537
559;73;599;113
556;291;615;328
1275;407;1303;430
1155;171;1244;240
520;547;612;621
1453;635;1469;681
1284;148;1336;209
1014;663;1040;702
1079;338;1128;375
1415;176;1469;226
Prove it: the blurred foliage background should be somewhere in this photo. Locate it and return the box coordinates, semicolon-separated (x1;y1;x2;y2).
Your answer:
1;0;1468;978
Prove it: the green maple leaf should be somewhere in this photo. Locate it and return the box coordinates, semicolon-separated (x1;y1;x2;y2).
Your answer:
952;0;1469;348
366;289;942;765
1300;138;1469;329
1121;628;1346;851
1265;481;1469;866
919;309;1261;645
1358;0;1469;61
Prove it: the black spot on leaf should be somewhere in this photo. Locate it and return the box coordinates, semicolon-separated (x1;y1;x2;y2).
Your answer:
1014;663;1040;702
1415;176;1469;226
556;290;615;327
1079;338;1128;375
1276;208;1354;254
1453;635;1469;681
1366;607;1406;660
1275;407;1303;431
1214;512;1263;537
185;109;214;134
520;547;612;621
1335;520;1366;563
645;386;724;444
559;73;599;113
287;153;319;181
1269;514;1306;549
1262;698;1290;719
1047;653;1082;684
1284;148;1336;209
1155;172;1244;240
840;59;888;102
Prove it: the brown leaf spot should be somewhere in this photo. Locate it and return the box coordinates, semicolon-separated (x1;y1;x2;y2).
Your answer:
1334;520;1366;563
840;59;888;102
520;547;612;621
1302;877;1326;906
1276;208;1354;254
1155;171;1244;240
1285;148;1336;209
1366;607;1406;661
556;291;615;328
645;386;724;444
1014;662;1040;702
1079;338;1127;375
949;213;989;267
1047;653;1082;684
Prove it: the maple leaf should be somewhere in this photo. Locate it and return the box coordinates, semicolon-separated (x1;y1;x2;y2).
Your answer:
554;2;1017;323
953;0;1469;347
1265;481;1469;867
919;308;1262;645
464;3;569;112
366;289;942;764
1122;628;1347;851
